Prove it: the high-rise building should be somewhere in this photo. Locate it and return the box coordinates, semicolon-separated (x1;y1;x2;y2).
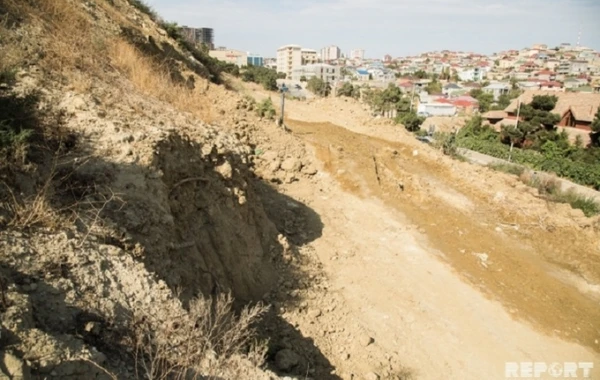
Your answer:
180;26;214;49
301;49;319;65
350;49;365;60
277;45;302;79
320;45;341;62
247;53;264;67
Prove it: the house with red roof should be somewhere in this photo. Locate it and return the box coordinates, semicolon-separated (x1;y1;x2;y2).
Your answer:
535;70;556;81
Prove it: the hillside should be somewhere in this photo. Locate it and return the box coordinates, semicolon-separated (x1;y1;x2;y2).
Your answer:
1;1;600;380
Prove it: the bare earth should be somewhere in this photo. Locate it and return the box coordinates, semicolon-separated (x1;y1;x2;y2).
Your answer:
248;89;600;379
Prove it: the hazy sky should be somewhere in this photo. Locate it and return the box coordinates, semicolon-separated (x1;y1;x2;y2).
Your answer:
146;0;600;58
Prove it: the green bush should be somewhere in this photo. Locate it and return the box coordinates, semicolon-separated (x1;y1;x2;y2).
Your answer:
456;137;600;190
128;0;158;20
256;98;276;120
488;163;525;176
241;65;278;91
551;191;600;217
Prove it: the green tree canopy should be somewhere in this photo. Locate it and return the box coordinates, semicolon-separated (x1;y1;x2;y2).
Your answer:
241;66;278;91
469;89;494;113
307;77;331;97
337;82;358;98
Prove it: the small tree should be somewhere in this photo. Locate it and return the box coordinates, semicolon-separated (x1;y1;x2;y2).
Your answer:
337;82;357;98
299;75;307;82
397;112;425;132
256;98;276;119
590;107;600;147
306;77;331;97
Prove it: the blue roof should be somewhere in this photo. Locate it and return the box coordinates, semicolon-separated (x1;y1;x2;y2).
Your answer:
357;69;369;75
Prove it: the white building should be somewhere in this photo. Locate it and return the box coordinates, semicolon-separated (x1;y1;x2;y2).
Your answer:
417;102;457;117
292;64;341;83
208;49;247;67
301;48;318;65
320;45;341;62
483;82;510;101
350;49;365;60
277;44;302;79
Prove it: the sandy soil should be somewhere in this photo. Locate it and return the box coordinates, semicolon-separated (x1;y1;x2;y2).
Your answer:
243;89;600;379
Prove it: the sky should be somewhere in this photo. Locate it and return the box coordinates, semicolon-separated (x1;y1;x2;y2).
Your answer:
146;0;600;59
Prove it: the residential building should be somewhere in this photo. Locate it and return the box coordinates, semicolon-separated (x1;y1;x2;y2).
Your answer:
209;49;247;67
443;83;463;96
350;49;365;60
356;69;370;81
301;49;318;65
570;60;588;74
458;67;485;82
505;90;600;131
557;61;571;75
321;45;341;62
247;53;264;67
277;44;302;79
417;102;456;116
483;83;510;101
180;26;214;49
291;64;340;83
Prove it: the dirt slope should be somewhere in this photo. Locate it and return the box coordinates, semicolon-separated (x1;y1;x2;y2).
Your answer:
234;87;600;379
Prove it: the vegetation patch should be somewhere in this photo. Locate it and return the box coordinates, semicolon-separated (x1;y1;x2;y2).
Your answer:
256;98;276;120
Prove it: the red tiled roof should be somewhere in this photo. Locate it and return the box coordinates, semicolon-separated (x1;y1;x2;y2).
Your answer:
452;100;477;108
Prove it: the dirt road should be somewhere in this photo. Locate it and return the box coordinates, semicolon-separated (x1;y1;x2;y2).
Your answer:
271;114;600;378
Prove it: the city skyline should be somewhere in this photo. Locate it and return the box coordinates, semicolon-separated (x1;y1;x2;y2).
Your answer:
146;0;600;58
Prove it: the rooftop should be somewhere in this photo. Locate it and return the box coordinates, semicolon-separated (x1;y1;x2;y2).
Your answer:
505;90;600;122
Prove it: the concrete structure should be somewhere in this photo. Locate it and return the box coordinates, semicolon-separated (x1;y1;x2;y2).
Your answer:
247;54;264;67
209;49;247;67
180;26;214;49
443;83;463;96
570;60;588;74
277;44;302;79
350;49;365;60
458;67;485;82
320;45;341;62
301;49;318;65
417;102;457;116
292;64;340;83
483;83;510;101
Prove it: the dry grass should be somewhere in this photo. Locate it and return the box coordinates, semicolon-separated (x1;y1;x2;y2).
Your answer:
134;293;269;380
110;39;214;122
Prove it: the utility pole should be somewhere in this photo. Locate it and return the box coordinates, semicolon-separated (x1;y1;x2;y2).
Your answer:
409;84;416;112
508;97;521;162
279;86;287;128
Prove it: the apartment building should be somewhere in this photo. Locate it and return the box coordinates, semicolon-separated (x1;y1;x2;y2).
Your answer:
292;64;340;83
277;45;302;79
350;49;365;60
180;26;214;49
247;53;264;67
320;45;341;62
209;49;247;67
301;49;319;65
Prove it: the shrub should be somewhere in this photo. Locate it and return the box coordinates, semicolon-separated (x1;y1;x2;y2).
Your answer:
551;191;600;217
241;65;278;91
256;98;276;119
135;293;269;379
306;77;331;97
488;163;525;176
128;0;158;21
